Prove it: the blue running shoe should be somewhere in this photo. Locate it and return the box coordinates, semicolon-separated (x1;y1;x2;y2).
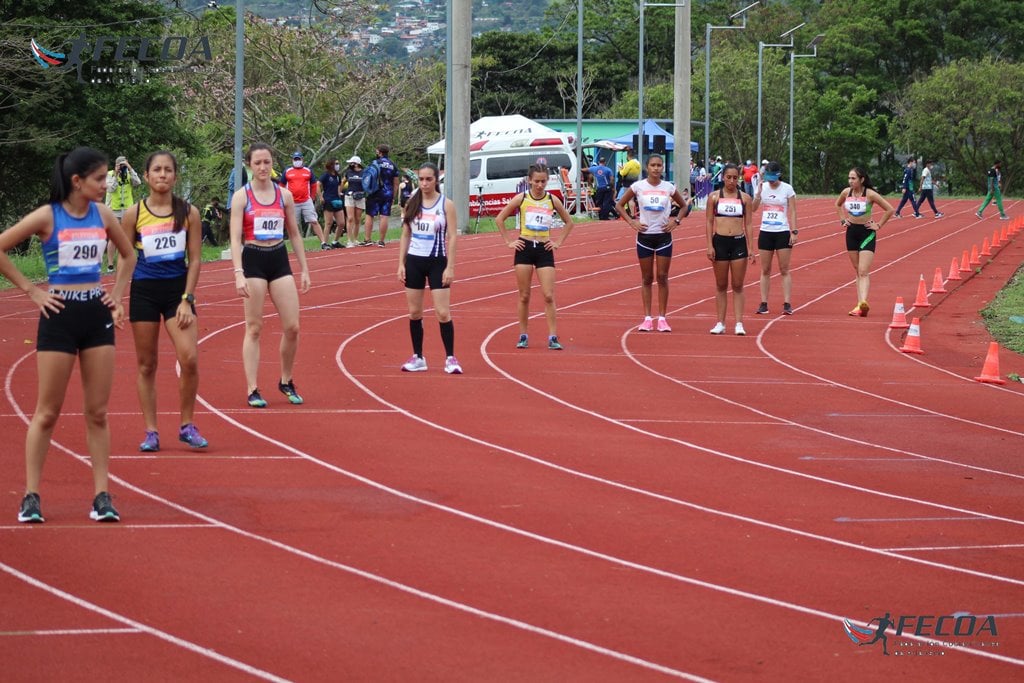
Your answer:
278;380;304;405
139;430;160;452
179;423;208;448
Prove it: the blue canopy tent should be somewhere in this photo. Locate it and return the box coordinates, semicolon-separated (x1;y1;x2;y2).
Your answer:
604;120;698;183
608;119;699;154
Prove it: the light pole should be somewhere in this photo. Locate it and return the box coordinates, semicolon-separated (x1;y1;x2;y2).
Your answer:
789;34;824;185
704;1;760;166
637;0;687;174
756;22;803;168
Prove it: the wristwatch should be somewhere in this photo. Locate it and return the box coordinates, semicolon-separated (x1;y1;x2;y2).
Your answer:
790;230;799;235
181;293;196;305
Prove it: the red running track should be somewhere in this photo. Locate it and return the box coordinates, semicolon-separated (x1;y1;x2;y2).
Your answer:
1;198;1022;681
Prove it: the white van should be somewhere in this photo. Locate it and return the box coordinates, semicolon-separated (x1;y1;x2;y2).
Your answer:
429;115;580;216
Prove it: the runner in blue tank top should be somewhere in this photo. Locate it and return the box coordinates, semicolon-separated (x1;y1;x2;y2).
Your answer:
0;147;136;523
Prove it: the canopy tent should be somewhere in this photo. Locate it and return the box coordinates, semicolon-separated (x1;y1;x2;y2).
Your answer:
427;114;574;155
606;119;699;154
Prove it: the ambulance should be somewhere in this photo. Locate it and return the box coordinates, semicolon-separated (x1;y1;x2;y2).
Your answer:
428;114;580;216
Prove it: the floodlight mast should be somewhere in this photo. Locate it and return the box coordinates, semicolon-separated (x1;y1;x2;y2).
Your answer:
704;2;762;167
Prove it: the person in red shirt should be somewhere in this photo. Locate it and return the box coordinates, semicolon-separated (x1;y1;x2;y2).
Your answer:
280;151;328;249
742;159;758;196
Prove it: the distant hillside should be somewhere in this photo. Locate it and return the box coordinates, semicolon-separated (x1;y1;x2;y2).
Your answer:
176;0;556;60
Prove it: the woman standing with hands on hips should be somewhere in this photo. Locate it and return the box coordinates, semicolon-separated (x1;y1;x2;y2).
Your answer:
397;162;461;373
0;147;135;523
495;164;575;350
835;167;894;316
705;163;755;335
121;151;207;453
229;143;311;407
615;154;691;332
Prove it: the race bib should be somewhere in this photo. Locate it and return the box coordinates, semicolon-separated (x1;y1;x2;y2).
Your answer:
57;228;105;275
762;203;786;227
717;198;743;217
523;205;554;233
412;213;438;238
253;209;284;240
640;189;669;212
139;221;186;262
845;197;868;217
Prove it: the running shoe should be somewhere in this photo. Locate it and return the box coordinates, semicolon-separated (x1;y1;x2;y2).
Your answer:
178;423;208;449
735;322;746;336
709;322;726;335
976;211;984;219
656;317;672;332
90;491;120;522
139;430;160;452
934;213;944;218
346;241;357;248
359;240;373;247
913;213;922;219
893;213;902;219
402;355;428;372
320;242;332;250
331;241;345;249
782;303;794;315
548;336;564;350
444;356;463;374
638;316;654;331
755;302;769;315
17;492;43;523
278;380;304;405
247;389;267;408
377;240;386;248
516;334;529;349
1000;215;1010;221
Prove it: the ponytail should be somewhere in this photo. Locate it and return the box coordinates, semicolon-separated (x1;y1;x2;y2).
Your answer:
49;147;107;204
403;163;438;226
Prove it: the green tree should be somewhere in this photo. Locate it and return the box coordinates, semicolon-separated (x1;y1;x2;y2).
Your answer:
899;58;1023;194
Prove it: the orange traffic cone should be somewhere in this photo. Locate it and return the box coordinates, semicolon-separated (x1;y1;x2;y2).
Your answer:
981;237;992;256
991;228;1002;249
913;275;931;307
1001;225;1009;243
959;250;972;273
900;317;924;354
888;296;910;329
969;244;981;266
973;341;1006;384
930;267;947;294
947;256;962;281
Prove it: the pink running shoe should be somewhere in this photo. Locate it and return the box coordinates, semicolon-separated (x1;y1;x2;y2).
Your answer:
638;317;654;332
656;317;671;332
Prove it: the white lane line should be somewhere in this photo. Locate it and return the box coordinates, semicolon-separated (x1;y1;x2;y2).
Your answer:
834;516;987;523
4;358;710;681
884;543;1024;552
0;628;141;636
0;561;291;682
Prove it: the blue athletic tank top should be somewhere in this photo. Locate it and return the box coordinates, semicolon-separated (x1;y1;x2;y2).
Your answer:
42;202;106;285
132;199;188;280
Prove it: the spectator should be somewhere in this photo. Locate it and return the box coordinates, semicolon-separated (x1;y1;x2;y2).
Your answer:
917;161;944;218
104;155;140;272
201;198;223;245
280;151;328;249
363;144;400;247
893;158;921;218
319;159;347;249
588;154;616;220
976;160;1009;220
742;159;758;196
344;156;367;244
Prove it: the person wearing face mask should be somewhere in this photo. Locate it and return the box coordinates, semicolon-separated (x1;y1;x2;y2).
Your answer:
280;151;328;249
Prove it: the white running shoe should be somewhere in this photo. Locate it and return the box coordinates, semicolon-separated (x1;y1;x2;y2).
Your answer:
444;356;463;374
735;323;746;336
709;322;726;335
401;355;427;372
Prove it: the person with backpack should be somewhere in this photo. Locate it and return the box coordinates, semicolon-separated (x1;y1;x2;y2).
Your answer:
362;145;401;247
